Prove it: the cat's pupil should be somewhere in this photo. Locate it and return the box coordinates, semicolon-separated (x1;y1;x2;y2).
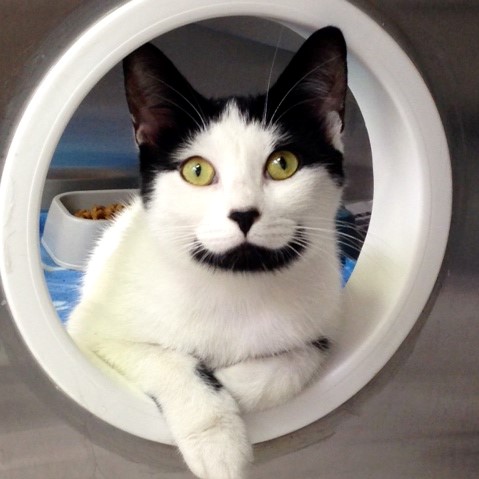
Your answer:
194;164;202;177
278;157;287;170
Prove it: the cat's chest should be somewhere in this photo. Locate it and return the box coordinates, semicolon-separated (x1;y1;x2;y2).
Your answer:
148;299;313;366
129;270;339;367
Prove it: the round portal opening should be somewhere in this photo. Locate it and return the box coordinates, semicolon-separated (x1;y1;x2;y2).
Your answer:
0;0;451;445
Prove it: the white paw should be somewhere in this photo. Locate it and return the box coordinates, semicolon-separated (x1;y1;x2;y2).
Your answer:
178;414;252;479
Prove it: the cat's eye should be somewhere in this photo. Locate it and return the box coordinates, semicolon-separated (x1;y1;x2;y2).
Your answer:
266;150;299;181
180;157;216;186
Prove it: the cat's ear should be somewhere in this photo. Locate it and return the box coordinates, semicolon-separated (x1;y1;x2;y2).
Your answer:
123;43;202;146
269;27;347;143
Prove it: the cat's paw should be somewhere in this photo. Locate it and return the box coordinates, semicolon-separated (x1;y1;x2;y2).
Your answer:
178;414;252;479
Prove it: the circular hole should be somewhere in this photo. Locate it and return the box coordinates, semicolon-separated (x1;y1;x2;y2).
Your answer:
0;0;451;446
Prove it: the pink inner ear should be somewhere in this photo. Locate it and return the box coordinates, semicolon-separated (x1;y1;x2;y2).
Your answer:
135;123;157;145
134;106;175;145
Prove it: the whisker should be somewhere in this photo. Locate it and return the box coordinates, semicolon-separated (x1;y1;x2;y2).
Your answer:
272;98;319;125
262;26;285;126
268;55;341;126
304;226;364;245
144;73;207;130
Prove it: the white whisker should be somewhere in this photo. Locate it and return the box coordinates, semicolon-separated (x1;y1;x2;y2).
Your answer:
144;73;207;130
262;26;285;126
268;55;340;126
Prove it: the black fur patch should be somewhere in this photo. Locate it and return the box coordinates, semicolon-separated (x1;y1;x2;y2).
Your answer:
148;394;163;412
196;363;223;391
312;337;331;352
191;227;307;273
191;226;307;273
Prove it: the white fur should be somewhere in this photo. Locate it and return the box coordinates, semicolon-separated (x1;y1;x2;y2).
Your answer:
67;103;343;479
325;111;344;152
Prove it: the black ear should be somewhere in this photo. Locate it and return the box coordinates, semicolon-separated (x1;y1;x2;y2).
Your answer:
123;43;204;146
268;26;347;137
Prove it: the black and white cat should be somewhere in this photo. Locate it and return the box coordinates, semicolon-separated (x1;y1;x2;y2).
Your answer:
67;26;347;479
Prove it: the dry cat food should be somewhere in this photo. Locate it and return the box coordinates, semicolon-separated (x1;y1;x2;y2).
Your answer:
74;203;125;220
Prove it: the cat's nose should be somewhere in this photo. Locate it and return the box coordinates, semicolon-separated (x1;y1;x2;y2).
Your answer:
229;208;261;236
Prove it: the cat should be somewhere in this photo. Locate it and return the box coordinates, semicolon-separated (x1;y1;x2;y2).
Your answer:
67;26;347;479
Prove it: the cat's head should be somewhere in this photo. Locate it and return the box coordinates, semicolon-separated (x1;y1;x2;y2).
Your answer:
123;27;347;274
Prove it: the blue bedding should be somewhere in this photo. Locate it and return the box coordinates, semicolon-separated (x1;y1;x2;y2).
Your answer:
40;212;82;323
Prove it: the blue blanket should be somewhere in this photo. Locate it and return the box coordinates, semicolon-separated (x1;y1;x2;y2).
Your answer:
40;212;356;324
40;212;82;323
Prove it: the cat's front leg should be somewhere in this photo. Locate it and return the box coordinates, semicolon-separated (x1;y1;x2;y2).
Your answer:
216;340;330;412
86;339;252;479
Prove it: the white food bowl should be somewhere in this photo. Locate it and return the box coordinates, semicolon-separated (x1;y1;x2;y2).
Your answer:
42;189;136;270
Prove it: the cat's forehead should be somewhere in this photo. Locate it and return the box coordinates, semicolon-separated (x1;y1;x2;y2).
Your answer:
174;101;285;167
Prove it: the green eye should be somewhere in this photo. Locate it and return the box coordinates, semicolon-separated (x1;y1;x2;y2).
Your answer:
180;157;216;186
266;150;299;181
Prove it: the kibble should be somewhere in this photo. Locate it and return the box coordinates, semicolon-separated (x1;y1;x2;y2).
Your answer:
74;203;125;220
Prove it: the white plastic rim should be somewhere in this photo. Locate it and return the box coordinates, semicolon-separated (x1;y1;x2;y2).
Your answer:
0;0;451;444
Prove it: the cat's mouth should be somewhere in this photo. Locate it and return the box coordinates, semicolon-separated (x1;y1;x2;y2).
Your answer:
191;227;307;273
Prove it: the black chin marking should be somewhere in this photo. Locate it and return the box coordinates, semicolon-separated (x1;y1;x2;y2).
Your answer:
191;228;307;273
